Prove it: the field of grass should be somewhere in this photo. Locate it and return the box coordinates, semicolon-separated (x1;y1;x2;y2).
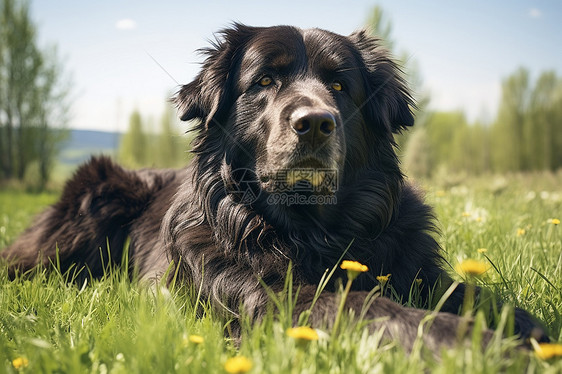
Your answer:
1;174;561;373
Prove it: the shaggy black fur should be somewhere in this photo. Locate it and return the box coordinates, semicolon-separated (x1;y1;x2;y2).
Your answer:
1;24;548;351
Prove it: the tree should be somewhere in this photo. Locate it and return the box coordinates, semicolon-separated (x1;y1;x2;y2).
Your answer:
365;6;431;152
366;6;395;51
156;105;183;167
118;110;148;167
490;68;530;172
403;110;493;177
0;0;69;187
526;71;558;170
489;68;562;173
553;80;562;169
403;126;431;178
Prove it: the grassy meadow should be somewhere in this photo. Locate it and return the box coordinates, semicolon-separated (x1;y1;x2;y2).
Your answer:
1;173;561;373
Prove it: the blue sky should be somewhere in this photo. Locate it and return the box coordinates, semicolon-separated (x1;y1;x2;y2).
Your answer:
30;1;562;132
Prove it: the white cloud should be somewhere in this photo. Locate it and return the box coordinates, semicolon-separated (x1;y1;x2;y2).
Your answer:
529;8;542;19
116;19;137;30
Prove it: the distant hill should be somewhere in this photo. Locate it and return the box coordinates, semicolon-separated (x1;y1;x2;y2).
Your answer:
58;130;122;165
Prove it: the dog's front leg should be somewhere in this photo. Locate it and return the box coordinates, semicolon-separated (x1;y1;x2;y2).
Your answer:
293;286;493;353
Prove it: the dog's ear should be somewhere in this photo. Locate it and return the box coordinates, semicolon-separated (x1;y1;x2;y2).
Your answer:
175;24;255;128
349;30;415;134
175;79;206;122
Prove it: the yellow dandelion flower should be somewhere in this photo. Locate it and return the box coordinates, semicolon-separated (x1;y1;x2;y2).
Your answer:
516;228;526;237
456;259;489;277
534;343;562;360
189;335;204;344
224;356;253;374
477;248;487;254
286;326;319;341
12;357;29;369
462;211;471;218
376;273;391;284
550;218;560;226
340;260;368;282
340;260;368;273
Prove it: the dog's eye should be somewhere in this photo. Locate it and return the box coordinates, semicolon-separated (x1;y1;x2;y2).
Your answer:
258;76;273;87
331;81;343;91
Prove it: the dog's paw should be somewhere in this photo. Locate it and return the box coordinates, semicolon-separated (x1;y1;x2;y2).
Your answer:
514;307;550;344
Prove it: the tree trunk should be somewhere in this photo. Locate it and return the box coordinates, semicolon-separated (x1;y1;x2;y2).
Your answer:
4;109;14;179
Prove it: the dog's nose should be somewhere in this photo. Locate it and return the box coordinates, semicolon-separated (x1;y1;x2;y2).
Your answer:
291;109;336;146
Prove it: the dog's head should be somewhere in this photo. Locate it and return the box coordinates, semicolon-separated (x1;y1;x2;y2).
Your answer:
176;24;414;215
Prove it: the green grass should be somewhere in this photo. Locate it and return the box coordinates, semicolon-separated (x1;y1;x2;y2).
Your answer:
1;174;561;373
0;190;59;248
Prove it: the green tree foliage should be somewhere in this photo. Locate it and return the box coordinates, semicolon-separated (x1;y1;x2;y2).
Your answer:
526;71;560;171
365;6;430;151
155;105;184;167
118;110;147;168
404;67;562;177
0;0;69;189
366;7;562;177
403;126;431;178
366;6;394;50
118;105;189;169
404;111;490;178
491;68;562;173
490;68;530;172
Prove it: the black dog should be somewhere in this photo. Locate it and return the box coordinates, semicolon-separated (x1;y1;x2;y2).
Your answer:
1;24;548;351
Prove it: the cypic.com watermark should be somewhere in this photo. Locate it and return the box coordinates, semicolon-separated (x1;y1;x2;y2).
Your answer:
266;192;337;206
229;168;338;206
266;168;338;206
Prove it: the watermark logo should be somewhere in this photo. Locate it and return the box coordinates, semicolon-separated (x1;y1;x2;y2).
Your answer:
266;192;337;206
269;168;338;194
228;168;261;205
228;168;338;206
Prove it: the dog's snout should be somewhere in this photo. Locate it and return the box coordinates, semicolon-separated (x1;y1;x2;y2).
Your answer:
291;109;336;146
